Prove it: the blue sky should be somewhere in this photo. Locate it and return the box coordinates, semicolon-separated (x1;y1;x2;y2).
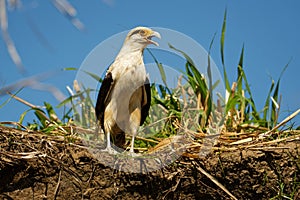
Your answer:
0;0;299;127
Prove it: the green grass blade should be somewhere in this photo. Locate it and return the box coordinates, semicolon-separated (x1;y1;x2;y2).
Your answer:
18;109;31;125
238;65;260;120
225;95;239;113
279;58;291;78
270;59;291;127
220;9;231;95
271;79;280;127
212;80;221;91
42;125;58;133
169;45;206;94
81;85;94;105
189;62;205;88
186;62;212;126
33;108;49;128
263;79;275;127
221;9;227;66
44;102;60;122
207;33;216;102
157;63;167;87
57;89;95;108
235;45;245;113
62;67;77;71
237;45;244;96
57;95;74;108
83;70;102;82
0;87;23;109
169;44;196;66
61;106;73;123
146;49;168;87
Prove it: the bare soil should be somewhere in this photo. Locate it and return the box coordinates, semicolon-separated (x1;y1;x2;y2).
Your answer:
0;126;299;200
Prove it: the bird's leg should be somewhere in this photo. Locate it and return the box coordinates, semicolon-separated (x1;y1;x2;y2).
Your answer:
101;131;119;155
127;128;141;157
127;101;142;156
126;135;139;157
129;135;135;153
106;131;112;149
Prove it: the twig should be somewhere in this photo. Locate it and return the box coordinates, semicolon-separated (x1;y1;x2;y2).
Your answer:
259;108;300;139
51;0;85;30
162;171;183;199
1;150;46;159
230;137;253;145
0;121;29;130
7;91;38;108
134;136;159;144
248;146;290;151
250;135;300;147
0;0;25;73
54;168;62;200
0;71;66;101
193;161;238;200
7;92;51;122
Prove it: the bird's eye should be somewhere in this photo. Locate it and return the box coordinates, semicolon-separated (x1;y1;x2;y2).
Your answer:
139;30;146;36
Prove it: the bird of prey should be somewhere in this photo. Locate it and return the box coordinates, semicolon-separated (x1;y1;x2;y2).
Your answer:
95;27;161;154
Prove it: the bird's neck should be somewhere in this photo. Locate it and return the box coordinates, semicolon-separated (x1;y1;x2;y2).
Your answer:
116;43;145;61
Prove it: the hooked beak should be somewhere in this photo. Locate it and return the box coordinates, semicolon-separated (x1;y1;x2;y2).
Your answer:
147;31;161;46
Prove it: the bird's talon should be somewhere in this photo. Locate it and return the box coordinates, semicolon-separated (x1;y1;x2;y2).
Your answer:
101;147;119;155
125;150;140;157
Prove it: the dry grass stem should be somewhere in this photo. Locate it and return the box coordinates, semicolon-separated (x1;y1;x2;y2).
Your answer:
193;161;238;200
259;108;300;139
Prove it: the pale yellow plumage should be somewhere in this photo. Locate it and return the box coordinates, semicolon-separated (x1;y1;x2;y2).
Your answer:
95;27;161;154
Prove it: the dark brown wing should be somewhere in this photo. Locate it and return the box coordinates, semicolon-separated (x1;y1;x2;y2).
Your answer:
95;72;113;131
140;77;151;125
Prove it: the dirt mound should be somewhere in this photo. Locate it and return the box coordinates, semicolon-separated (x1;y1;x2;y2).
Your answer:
0;126;299;199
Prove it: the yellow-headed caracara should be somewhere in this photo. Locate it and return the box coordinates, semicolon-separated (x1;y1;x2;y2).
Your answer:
95;27;161;154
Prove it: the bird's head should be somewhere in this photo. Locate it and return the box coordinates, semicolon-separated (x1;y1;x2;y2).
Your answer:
124;26;161;50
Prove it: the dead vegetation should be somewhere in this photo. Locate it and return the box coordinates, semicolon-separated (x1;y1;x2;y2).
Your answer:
1;4;299;199
0;125;299;200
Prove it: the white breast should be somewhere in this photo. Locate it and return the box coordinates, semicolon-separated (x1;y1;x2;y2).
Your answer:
106;62;146;131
